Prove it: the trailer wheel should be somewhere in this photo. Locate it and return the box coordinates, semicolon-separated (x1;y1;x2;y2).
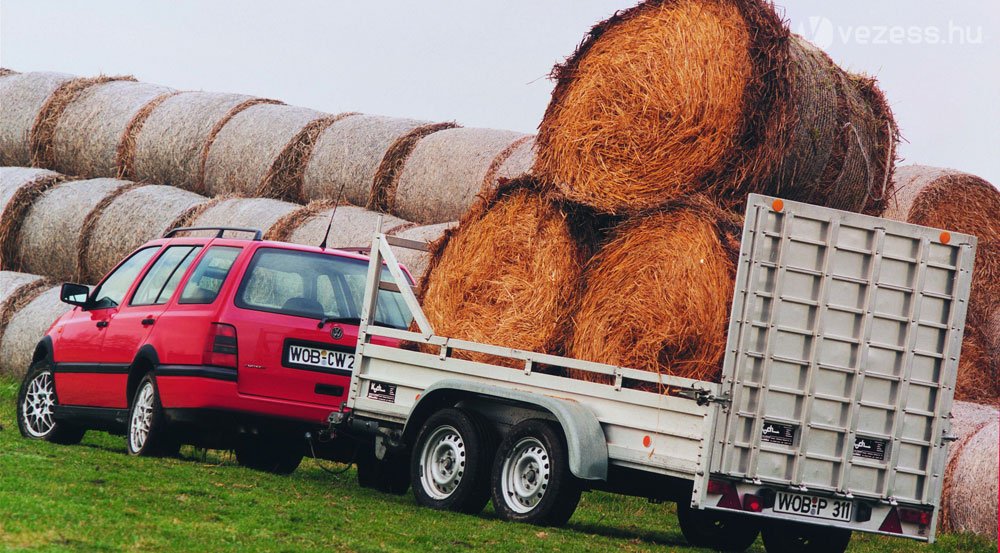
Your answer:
411;408;495;514
761;521;851;553
676;501;759;551
491;419;580;526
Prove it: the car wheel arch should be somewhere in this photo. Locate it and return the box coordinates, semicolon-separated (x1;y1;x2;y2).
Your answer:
31;336;53;366
127;345;161;406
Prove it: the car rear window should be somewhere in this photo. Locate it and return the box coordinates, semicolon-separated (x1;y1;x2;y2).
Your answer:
235;248;414;329
179;246;242;304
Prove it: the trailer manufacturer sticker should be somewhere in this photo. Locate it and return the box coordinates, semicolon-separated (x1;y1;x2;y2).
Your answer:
853;436;888;461
761;422;796;446
367;381;397;403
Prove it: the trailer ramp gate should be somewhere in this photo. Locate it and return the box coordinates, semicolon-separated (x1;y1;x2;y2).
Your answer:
705;195;976;539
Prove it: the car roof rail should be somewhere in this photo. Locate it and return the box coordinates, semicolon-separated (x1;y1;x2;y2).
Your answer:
163;226;263;240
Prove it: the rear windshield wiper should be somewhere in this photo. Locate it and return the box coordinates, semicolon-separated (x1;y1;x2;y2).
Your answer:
317;316;361;329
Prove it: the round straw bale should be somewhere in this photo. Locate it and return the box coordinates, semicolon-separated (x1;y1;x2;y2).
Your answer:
391;128;532;224
567;197;742;387
368;122;459;212
390;222;456;282
128;93;278;191
0;285;68;377
0;275;53;368
187;197;300;238
535;0;896;215
29;75;136;168
266;201;409;250
301;114;433;206
0;68;17;77
0;168;67;271
418;178;592;367
0;71;75;166
953;331;997;404
486;135;535;186
79;185;208;283
202;104;334;198
17;178;130;281
47;80;175;178
0;271;44;303
943;417;998;537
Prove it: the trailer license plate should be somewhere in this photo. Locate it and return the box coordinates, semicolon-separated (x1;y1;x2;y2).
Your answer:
285;344;355;372
774;491;852;522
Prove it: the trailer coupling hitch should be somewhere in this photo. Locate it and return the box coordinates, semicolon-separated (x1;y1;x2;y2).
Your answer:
677;388;731;407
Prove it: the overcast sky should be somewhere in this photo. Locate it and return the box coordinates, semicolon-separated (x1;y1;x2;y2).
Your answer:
2;1;997;185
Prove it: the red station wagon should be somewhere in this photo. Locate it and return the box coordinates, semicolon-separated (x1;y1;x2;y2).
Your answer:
16;226;415;479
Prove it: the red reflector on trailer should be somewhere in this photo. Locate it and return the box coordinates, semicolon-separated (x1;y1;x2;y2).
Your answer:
707;479;729;495
879;507;903;534
898;507;932;526
707;479;742;510
742;493;763;513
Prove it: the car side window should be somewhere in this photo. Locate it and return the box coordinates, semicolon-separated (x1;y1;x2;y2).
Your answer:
131;246;203;306
179;246;242;304
89;246;160;309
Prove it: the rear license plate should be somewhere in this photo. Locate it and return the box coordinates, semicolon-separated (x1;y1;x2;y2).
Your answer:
774;491;852;522
284;343;355;373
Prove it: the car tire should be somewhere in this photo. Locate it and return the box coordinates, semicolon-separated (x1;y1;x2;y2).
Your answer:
676;500;760;551
16;361;86;445
235;435;304;475
491;419;581;526
411;408;495;514
126;373;178;456
761;521;851;553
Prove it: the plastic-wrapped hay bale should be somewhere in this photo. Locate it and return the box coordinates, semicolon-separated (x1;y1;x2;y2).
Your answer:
188;197;300;237
0;285;68;377
266;200;409;248
129;92;281;191
49;80;176;178
391;222;456;282
940;402;999;538
535;0;896;215
301;114;433;206
567;197;742;386
17;178;129;281
202;104;339;199
0;167;66;270
390;127;533;224
0;71;75;166
79;185;208;283
418;178;592;367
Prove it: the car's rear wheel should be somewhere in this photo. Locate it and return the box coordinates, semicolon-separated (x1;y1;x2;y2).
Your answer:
127;373;178;456
235;435;304;475
17;362;85;444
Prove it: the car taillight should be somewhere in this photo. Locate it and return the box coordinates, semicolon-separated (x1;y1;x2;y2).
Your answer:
898;507;932;526
204;323;237;368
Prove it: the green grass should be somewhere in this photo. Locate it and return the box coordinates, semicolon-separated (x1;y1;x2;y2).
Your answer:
0;376;994;553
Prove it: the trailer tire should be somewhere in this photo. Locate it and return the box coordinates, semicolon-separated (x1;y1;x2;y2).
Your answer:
491;419;580;526
761;521;851;553
677;501;759;551
411;408;495;514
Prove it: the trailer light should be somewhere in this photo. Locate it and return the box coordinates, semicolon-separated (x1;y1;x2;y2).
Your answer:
706;479;742;510
742;493;763;513
898;507;932;526
878;507;903;534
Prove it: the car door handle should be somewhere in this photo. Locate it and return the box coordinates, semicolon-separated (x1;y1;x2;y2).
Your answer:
141;317;156;326
96;321;109;328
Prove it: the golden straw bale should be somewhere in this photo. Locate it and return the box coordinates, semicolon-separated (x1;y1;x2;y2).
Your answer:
49;80;175;178
535;0;896;215
0;284;67;377
0;71;75;166
419;178;592;366
202;104;336;199
0;167;67;271
267;201;408;249
939;401;998;534
943;416;999;538
301;114;431;206
17;178;129;282
80;185;208;283
129;92;275;191
188;197;300;238
392;127;532;224
567;198;742;386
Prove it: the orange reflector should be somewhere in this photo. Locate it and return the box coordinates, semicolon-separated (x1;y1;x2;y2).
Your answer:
642;435;651;448
939;231;951;244
415;393;421;401
772;199;784;212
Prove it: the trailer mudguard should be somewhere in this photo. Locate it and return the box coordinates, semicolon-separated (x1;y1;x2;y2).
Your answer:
405;379;608;481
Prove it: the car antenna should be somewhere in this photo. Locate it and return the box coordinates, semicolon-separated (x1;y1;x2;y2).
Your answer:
318;182;348;250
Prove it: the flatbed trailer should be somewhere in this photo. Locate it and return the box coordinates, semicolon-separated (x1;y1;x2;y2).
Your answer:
328;194;976;552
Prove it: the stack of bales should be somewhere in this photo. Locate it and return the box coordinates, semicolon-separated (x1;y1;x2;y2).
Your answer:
418;0;898;386
0;270;66;377
883;165;1000;404
0;71;75;166
939;402;999;538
